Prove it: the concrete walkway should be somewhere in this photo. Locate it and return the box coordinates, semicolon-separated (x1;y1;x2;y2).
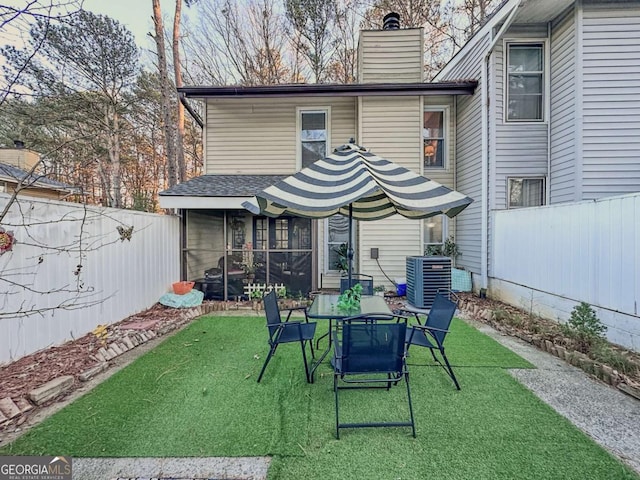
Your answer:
72;320;640;479
473;321;640;475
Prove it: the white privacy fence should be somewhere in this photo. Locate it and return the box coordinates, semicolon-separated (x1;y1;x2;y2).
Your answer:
0;194;180;364
491;192;640;351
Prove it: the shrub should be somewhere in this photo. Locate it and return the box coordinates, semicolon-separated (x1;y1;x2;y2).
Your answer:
562;302;607;353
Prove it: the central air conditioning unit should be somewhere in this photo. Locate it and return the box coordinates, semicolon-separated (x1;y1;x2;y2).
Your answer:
406;256;452;308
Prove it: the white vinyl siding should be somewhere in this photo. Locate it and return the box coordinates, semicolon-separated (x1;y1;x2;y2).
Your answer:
550;8;577;203
204;97;356;174
359;95;422;286
358;29;423;83
581;3;640;199
438;33;490;275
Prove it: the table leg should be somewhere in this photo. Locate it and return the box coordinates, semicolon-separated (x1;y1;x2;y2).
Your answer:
309;319;332;383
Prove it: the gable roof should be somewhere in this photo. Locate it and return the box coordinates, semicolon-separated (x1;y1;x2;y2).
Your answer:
0;163;79;193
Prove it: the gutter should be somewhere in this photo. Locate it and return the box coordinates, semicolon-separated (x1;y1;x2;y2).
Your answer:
179;92;203;128
178;82;478;99
480;0;521;290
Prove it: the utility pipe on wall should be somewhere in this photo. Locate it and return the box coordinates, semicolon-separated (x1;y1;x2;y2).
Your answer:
480;0;521;289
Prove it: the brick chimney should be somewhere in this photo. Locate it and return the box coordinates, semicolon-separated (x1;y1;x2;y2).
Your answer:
357;13;424;83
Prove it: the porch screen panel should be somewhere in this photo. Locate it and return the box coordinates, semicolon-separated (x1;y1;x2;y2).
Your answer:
185;210;225;281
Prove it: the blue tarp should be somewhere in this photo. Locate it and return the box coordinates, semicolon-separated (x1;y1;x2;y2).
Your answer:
159;289;204;308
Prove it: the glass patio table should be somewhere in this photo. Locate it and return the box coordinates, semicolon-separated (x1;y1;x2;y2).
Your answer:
306;294;393;382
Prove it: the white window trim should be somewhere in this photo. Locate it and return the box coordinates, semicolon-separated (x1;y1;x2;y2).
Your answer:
423;105;449;170
506;176;546;209
296;106;331;171
422;215;448;253
503;39;549;124
324;217;356;274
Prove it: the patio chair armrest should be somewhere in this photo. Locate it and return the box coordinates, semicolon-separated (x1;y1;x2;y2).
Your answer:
411;324;447;348
396;309;424;325
284;306;308;322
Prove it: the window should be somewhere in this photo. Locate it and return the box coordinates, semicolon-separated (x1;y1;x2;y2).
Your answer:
423;109;445;168
254;218;267;250
506;43;544;121
0;182;5;193
299;109;328;169
508;178;545;208
424;215;446;253
274;218;289;249
326;214;350;272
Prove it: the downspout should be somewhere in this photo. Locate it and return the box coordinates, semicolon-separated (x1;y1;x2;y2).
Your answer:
546;21;552;206
179;92;204;128
480;1;521;290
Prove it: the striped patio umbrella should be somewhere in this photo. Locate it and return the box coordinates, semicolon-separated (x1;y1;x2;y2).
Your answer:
242;142;473;283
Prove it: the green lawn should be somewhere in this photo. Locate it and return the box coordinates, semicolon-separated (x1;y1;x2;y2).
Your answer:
2;316;637;480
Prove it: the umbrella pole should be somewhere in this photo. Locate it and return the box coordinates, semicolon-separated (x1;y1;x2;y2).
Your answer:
348;204;353;287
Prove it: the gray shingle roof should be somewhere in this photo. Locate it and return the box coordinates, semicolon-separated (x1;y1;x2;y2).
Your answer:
0;163;78;191
159;174;289;197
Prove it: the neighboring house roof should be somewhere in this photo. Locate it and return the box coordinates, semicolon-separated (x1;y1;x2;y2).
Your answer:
178;81;478;99
160;174;288;209
0;162;79;193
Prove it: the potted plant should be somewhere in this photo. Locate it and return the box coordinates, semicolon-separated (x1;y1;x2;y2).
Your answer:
333;242;349;273
373;285;386;297
241;242;262;283
250;289;263;310
337;283;363;313
425;236;460;267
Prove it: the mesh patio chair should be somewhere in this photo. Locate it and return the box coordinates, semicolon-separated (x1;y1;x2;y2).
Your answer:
332;315;416;439
340;274;374;295
405;291;460;390
257;290;317;383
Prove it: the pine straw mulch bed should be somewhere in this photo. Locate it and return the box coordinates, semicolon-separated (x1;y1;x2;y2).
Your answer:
456;292;640;389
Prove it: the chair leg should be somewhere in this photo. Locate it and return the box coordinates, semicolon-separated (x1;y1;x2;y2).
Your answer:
440;348;461;390
429;347;439;364
308;337;315;359
300;339;311;383
334;374;340;439
405;371;416;437
257;344;278;383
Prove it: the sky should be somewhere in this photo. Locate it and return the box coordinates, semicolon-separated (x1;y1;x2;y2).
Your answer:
80;0;178;49
2;0;181;50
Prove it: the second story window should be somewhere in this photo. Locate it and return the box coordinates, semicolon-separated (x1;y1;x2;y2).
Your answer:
507;43;544;121
299;109;329;169
423;109;446;168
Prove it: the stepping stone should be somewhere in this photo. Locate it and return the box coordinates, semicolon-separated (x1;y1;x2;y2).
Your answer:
0;397;21;419
14;397;33;413
79;363;109;382
28;376;74;406
123;319;160;331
